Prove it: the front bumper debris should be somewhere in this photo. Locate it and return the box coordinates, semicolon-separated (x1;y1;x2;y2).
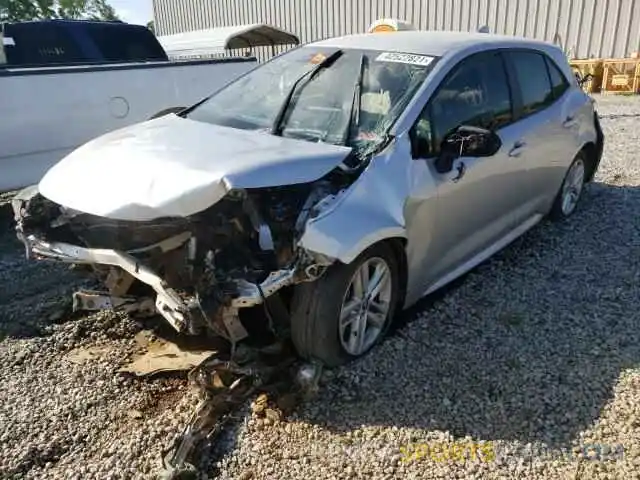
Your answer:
20;233;309;342
23;233;195;333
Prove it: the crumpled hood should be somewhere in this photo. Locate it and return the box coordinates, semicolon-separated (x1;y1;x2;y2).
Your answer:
38;114;352;221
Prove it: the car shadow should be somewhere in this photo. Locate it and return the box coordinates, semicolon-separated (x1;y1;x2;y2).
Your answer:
296;181;640;451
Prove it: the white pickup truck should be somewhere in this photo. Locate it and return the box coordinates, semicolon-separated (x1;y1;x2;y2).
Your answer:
0;20;297;192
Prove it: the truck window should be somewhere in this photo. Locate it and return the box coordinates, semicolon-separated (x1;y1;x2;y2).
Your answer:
0;32;7;64
3;22;86;65
85;24;168;62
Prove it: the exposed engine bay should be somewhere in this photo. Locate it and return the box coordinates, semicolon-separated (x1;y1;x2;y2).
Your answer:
12;170;356;349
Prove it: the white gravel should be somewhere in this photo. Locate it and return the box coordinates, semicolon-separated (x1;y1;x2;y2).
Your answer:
1;94;639;480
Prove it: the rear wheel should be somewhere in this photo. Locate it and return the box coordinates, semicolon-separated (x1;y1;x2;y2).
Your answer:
290;243;400;367
549;152;587;220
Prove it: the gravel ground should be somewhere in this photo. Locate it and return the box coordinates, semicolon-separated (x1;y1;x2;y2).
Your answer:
1;94;639;479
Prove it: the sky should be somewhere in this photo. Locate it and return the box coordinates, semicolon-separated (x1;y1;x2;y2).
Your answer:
110;0;154;26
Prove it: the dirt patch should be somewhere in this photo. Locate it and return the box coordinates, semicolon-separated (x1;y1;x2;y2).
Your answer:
138;379;190;418
64;345;116;365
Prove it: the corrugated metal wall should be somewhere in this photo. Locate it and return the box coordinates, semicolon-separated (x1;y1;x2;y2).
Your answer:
154;0;640;61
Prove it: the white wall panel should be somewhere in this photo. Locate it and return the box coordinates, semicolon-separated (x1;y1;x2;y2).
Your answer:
154;0;640;60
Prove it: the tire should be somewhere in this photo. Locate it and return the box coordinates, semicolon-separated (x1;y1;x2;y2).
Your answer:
290;242;400;367
548;151;587;221
148;106;186;120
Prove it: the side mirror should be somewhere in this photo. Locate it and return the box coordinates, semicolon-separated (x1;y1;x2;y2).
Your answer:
434;125;501;173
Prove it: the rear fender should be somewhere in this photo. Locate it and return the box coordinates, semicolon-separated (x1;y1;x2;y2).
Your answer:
589;111;604;182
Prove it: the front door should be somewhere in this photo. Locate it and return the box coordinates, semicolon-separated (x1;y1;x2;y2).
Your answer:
405;50;522;299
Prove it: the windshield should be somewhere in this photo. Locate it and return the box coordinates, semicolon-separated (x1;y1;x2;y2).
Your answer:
186;47;436;153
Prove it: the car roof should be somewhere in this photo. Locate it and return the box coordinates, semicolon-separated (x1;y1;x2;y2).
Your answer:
309;30;559;58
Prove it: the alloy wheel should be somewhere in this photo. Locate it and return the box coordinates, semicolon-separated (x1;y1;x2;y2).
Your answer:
338;257;393;356
561;158;586;216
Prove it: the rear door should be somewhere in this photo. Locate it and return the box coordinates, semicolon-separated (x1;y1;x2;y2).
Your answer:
503;50;578;217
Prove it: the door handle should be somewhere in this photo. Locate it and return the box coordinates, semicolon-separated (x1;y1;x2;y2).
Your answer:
451;161;466;182
508;140;526;158
563;115;577;128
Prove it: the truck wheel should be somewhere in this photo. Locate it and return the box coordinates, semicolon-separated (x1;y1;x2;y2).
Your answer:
149;106;186;120
290;243;400;367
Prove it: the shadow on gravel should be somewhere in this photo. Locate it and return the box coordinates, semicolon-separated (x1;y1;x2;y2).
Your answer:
0;229;83;341
598;113;640;120
300;182;640;451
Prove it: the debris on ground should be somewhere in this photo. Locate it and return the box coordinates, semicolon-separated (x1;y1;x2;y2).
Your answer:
119;330;220;377
159;342;300;479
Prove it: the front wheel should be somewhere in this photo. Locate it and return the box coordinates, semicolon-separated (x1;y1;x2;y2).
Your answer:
290;243;400;367
148;106;186;120
549;152;587;220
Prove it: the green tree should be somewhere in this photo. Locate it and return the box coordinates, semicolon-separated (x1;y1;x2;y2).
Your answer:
146;19;154;33
0;0;119;22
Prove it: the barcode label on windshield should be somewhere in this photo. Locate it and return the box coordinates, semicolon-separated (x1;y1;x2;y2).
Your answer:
375;52;434;66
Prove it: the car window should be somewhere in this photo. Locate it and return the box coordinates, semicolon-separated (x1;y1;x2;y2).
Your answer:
411;51;512;157
545;56;570;100
509;51;555;115
187;47;435;153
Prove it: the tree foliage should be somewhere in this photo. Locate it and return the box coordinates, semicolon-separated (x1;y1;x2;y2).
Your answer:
0;0;119;22
146;20;153;33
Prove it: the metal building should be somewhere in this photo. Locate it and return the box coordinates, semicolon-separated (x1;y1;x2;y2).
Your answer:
153;0;640;60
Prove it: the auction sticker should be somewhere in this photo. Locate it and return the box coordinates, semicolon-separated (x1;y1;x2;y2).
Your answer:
309;52;327;64
376;51;434;66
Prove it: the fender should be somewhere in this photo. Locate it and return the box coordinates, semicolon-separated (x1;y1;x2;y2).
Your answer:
299;139;414;265
301;207;406;265
564;91;599;161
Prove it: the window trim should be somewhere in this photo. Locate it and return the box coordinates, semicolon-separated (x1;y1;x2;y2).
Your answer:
409;49;516;159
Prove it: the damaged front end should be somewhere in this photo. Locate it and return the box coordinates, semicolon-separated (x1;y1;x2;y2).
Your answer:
12;181;343;347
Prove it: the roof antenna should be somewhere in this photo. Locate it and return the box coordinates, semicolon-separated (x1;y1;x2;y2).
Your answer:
477;25;490;33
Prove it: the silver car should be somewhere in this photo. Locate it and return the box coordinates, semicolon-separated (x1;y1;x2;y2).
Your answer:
13;30;603;366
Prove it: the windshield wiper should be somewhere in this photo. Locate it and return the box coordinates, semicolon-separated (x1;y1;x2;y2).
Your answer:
344;53;366;146
271;50;343;137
